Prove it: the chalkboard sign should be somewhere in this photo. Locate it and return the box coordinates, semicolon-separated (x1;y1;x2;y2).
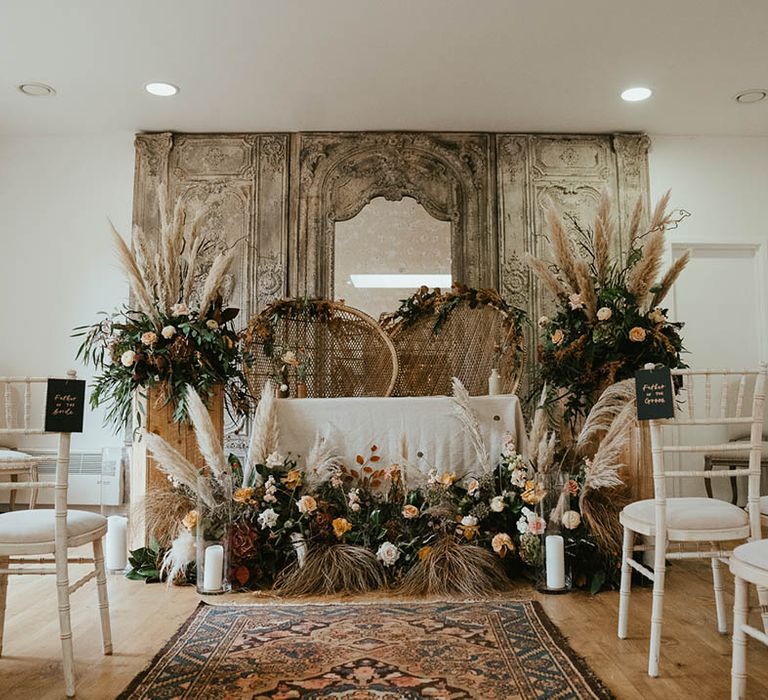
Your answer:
44;378;86;433
635;366;675;421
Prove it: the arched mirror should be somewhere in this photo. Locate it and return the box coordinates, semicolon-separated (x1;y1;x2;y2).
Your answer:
333;197;452;320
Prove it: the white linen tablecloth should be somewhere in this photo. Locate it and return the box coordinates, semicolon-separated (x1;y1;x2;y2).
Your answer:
275;394;527;478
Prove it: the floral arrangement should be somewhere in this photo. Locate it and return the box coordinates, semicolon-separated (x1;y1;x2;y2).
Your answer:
140;379;618;596
380;282;526;343
528;191;689;423
74;191;249;429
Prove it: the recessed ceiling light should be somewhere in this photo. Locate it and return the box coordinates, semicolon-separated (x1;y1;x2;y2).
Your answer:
17;82;56;97
734;89;767;104
145;82;178;97
621;86;653;102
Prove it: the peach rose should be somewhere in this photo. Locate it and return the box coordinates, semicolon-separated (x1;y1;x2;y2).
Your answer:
551;329;565;345
402;504;419;519
629;326;647;342
332;517;352;539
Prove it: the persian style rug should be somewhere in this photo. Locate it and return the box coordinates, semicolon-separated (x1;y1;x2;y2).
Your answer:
118;600;613;699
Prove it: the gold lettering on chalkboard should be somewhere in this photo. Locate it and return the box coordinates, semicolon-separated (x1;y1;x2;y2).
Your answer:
640;382;666;405
52;392;78;416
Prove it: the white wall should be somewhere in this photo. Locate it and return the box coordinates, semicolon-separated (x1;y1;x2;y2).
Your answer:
0;133;135;452
648;135;768;369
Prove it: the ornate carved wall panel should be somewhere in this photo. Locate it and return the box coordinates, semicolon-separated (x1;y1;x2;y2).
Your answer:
289;132;497;298
133;130;649;410
133;132;290;326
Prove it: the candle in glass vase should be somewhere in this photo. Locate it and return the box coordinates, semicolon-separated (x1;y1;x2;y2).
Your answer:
203;544;224;592
545;535;565;590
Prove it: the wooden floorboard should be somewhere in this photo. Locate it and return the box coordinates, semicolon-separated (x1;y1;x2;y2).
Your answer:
1;556;767;699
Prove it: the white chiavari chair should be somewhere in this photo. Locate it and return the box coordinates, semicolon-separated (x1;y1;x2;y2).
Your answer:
617;365;767;678
0;378;43;509
0;372;112;698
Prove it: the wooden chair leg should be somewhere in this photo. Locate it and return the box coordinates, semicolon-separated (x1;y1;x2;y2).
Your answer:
648;537;667;677
711;550;727;634
9;473;17;512
55;547;76;697
28;463;39;510
0;555;8;657
92;538;113;655
618;526;634;639
731;575;748;700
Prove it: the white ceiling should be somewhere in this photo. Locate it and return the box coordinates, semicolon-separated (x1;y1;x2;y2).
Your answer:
1;0;767;136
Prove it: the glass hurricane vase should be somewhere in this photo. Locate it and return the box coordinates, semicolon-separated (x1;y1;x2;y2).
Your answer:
534;471;573;594
195;475;232;595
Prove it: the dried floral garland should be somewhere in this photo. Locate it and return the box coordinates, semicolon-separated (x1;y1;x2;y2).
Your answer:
381;283;526;340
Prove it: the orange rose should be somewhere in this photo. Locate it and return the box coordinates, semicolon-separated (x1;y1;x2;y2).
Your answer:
629;326;647;342
332;517;352;539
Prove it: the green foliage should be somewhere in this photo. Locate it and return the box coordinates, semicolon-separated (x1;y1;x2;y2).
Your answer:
125;539;161;583
73;296;249;432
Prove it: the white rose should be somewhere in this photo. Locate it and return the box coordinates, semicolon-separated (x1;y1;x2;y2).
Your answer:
258;508;279;530
350;502;361;512
562;510;582;529
537;315;550;328
205;319;219;330
568;293;584;310
460;515;478;527
490;495;506;512
140;331;157;346
597;307;612;321
161;325;176;339
170;303;189;316
120;350;136;367
511;470;527;488
376;541;401;567
266;451;285;468
648;307;666;324
516;515;529;534
466;478;480;497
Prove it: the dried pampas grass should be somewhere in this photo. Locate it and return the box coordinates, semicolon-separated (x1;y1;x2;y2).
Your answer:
593;191;613;283
652;249;691;308
245;380;279;485
524;255;569;300
546;206;580;294
397;537;510;597
627;228;665;305
160;529;196;587
274;544;387;596
109;219;158;323
580;486;630;558
451;378;491;472
138;488;195;547
577;379;636;454
185;385;228;483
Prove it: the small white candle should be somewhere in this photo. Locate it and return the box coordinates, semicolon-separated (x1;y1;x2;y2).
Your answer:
545;535;565;590
203;544;224;592
488;368;501;395
105;515;128;571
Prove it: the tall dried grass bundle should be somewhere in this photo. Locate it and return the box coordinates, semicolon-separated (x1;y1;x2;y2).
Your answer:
576;379;636;454
245;380;279;485
397;537;510;597
138;488;195;547
579;486;630;557
185;385;229;482
626;228;665;304
652;249;691;307
593;191;613;283
627;197;644;247
524;255;569;299
574;259;597;321
109;220;158;323
274;544;387;596
451;378;491;472
546;206;580;294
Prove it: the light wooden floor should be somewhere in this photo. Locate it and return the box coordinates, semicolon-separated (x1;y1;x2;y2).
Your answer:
2;555;767;699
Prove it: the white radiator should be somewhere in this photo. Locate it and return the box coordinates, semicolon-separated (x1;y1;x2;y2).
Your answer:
0;449;125;506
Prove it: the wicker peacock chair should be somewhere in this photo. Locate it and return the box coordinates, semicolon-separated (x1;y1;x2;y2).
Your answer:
381;286;526;397
244;299;398;402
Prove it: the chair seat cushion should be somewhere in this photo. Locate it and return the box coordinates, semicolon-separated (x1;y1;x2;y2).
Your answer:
621;497;749;539
732;540;768;574
0;448;37;463
0;509;106;545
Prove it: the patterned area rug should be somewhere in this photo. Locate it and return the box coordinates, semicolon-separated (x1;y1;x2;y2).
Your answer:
119;600;613;699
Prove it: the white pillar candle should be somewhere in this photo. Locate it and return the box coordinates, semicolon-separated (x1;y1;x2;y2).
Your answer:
488;368;501;395
545;535;565;590
105;515;128;571
203;544;224;592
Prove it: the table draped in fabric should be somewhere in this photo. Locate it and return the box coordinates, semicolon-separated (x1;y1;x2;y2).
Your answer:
275;394;527;479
